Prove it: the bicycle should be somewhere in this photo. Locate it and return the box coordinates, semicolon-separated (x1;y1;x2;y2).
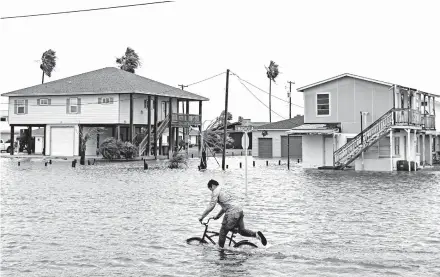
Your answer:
186;217;258;248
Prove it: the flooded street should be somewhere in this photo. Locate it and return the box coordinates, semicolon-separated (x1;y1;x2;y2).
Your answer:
1;157;440;276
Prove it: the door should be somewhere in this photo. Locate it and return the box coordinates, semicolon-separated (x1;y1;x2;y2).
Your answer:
281;136;302;159
51;127;74;156
258;138;273;158
324;136;334;166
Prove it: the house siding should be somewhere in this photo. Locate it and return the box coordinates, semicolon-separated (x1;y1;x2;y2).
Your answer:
9;95;120;124
251;130;284;157
303;77;393;133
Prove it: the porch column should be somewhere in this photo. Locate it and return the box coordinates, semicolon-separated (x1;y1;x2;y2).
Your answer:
129;93;134;142
116;125;120;140
168;97;173;159
422;134;425;166
147;96;151;156
10;125;14;155
198;100;202;157
154;96;159;159
428;135;433;165
175;99;179;152
406;129;411;172
43;125;47;155
27;126;32;155
390;129;393;171
185;100;190;155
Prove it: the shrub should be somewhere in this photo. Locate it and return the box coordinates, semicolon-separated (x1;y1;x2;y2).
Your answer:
168;153;188;169
100;137;138;160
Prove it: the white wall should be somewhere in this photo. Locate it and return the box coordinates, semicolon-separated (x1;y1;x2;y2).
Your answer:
252;130;285;157
302;135;324;168
9;95;119;124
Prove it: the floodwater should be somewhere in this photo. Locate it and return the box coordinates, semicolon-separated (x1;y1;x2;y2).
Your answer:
1;157;439;277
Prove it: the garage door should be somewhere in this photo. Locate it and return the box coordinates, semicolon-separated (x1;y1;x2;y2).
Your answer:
258;138;273;158
281;136;302;158
51;127;75;156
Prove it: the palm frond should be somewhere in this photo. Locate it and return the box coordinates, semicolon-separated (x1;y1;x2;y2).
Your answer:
266;60;279;82
40;49;57;77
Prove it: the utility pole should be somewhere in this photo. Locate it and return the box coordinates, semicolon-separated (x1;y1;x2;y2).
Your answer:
287;81;295;119
222;69;230;171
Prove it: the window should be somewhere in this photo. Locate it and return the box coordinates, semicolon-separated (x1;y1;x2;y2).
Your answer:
16;100;25;114
39;98;49;105
99;97;113;104
317;93;330;116
70;98;78;113
394;137;400;155
1;117;6;122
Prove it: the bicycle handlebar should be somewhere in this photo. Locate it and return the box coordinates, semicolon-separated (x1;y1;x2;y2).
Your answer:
201;217;215;225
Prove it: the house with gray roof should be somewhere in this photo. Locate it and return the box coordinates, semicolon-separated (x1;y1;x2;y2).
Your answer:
251;115;304;158
1;67;209;157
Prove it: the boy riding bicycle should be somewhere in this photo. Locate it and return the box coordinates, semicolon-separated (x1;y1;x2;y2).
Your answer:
198;179;267;248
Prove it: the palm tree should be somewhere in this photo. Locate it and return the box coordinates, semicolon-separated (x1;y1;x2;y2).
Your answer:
40;49;57;84
265;60;279;122
116;47;141;73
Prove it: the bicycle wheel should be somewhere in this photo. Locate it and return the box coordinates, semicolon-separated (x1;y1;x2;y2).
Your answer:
186;237;208;245
234;240;258;249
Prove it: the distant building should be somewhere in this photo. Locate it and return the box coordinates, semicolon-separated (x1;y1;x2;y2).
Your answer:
252;115;304;158
288;73;439;171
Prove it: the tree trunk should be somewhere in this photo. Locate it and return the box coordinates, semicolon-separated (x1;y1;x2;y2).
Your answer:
269;79;272;123
42;71;45;84
80;150;86;165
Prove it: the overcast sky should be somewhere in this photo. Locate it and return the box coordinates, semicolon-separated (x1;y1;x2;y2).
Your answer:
1;0;439;123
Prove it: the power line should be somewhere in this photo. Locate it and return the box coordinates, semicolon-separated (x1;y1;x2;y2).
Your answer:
231;71;304;109
0;1;173;20
234;74;287;120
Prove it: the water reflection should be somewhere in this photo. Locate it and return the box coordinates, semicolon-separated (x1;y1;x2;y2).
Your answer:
1;157;439;276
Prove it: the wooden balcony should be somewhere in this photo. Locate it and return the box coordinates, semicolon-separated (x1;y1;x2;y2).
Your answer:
171;113;201;127
393;108;436;130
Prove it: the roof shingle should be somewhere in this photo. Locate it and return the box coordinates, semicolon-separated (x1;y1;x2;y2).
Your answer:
1;67;209;101
257;115;304;130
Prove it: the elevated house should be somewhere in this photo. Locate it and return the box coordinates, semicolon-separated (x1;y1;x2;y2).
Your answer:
288;73;439;171
1;67;209;157
252;115;304;159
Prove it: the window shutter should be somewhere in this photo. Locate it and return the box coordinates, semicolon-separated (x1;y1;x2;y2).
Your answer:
37;99;41;105
48;99;51;105
98;97;102;104
110;97;114;104
78;98;81;114
66;98;70;114
24;100;28;114
14;100;18;114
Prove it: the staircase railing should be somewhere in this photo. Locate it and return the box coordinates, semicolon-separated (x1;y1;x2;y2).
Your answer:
334;108;394;169
138;114;170;156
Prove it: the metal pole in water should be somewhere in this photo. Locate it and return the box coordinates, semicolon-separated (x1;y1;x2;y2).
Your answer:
244;131;248;194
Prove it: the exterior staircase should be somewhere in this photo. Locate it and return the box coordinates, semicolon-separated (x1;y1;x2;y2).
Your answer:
334;108;395;169
138;114;170;156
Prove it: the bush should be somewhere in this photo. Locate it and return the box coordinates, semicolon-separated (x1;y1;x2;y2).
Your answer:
168;153;188;169
100;137;138;160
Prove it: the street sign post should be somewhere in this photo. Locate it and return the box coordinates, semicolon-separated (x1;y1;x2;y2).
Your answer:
236;125;253;194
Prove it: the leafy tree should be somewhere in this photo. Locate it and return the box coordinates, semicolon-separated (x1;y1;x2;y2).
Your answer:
40;49;57;84
116;47;141;73
202;110;234;153
265;60;279;122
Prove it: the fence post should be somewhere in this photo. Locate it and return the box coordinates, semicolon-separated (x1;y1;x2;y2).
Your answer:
253;161;255;167
144;160;148;170
240;162;242;168
266;161;268;166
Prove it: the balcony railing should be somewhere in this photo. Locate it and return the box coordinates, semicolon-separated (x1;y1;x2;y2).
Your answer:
423;114;436;130
171;113;201;127
394;108;422;126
